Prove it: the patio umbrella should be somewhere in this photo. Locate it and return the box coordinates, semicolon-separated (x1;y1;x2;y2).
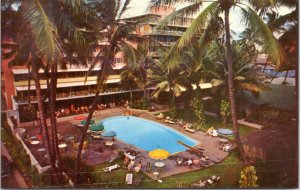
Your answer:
73;115;87;120
148;149;170;160
101;130;116;137
80;120;95;125
217;128;234;135
90;123;104;132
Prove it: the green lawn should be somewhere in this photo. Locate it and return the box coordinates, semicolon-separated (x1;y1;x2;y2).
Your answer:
87;151;242;188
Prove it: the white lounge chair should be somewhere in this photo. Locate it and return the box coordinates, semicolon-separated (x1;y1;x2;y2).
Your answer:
184;124;196;133
212;130;218;137
156;113;164;119
103;163;120;172
222;144;232;152
126;173;133;185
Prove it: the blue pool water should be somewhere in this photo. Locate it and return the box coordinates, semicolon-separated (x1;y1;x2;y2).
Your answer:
101;116;198;154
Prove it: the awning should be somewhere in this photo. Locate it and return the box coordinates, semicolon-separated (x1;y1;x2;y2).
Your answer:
177;83;213;92
15;78;121;91
12;63;125;74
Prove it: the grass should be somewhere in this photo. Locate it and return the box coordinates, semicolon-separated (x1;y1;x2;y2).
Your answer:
83;151;242;188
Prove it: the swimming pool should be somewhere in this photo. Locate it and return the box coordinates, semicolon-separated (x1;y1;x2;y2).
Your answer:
101;116;198;154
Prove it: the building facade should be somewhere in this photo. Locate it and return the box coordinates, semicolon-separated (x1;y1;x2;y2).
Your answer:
1;5;195;123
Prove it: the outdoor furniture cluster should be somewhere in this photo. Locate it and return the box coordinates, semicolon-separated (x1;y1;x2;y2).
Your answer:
191;175;221;188
123;151;143;173
55;100;125;118
175;155;211;167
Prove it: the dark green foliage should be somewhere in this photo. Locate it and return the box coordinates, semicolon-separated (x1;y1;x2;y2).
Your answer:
191;91;205;129
62;156;95;185
129;98;150;110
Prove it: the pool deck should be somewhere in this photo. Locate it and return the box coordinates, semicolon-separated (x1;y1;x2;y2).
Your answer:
92;108;230;179
21;107;230;179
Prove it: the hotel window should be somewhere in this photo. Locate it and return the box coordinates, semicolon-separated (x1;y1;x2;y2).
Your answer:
114;58;123;63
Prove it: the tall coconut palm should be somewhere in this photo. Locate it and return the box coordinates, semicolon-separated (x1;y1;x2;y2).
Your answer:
147;49;189;105
2;0;98;184
74;0;159;184
149;0;285;161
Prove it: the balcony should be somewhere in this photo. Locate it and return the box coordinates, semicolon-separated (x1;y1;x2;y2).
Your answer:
14;87;143;104
146;30;184;36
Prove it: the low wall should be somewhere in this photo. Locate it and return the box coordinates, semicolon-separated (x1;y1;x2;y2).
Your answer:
6;116;51;174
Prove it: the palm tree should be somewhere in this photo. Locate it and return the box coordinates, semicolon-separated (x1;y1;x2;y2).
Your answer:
147;49;189;106
74;0;158;184
149;0;285;161
120;42;151;101
2;0;98;184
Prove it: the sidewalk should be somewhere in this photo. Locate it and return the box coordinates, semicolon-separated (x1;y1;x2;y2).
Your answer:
1;141;28;188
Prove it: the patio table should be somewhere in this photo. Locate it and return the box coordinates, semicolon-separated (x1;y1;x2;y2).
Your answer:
217;129;234;135
31;140;40;145
58;143;67;154
154;161;165;171
58;144;67;148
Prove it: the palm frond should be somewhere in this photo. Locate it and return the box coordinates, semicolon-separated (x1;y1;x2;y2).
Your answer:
148;0;195;9
22;0;63;65
118;0;131;19
155;2;202;30
176;2;219;51
237;4;285;69
236;82;271;93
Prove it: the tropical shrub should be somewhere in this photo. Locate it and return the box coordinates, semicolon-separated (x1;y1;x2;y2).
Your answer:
239;165;259;188
191;91;205;129
220;99;231;127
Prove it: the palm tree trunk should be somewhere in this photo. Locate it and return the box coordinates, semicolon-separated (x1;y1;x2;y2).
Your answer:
224;8;246;161
283;70;289;84
75;57;112;185
75;87;100;185
49;65;64;185
31;54;57;174
130;87;133;102
270;71;278;83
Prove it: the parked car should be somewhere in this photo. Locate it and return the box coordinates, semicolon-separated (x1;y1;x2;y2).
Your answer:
1;155;12;178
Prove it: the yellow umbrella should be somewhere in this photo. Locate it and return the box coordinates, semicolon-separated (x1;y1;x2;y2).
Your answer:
148;149;170;160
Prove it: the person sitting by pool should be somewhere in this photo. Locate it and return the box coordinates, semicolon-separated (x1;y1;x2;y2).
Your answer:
176;157;183;166
156;113;164;119
123;157;130;168
165;116;175;124
127;159;135;171
192;158;201;166
186;158;193;167
205;127;215;136
134;161;142;173
177;119;184;127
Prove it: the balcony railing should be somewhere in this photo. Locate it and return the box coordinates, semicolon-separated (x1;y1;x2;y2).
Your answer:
145;30;184;36
14;87;138;104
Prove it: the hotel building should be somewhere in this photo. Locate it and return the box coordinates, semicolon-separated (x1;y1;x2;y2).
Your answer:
1;5;195;124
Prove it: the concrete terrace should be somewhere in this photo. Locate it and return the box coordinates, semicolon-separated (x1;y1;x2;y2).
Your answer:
21;107;230;179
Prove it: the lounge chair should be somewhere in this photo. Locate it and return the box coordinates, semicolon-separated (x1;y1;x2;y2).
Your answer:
183;124;196;133
222;143;232;152
212;130;218;137
125;173;133;185
205;127;214;135
156;113;164;119
103;163;120;172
